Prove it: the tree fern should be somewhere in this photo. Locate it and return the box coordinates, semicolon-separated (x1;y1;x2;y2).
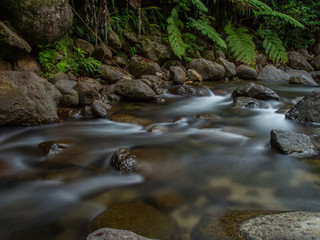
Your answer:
188;17;227;49
190;0;208;13
225;23;256;66
259;29;287;64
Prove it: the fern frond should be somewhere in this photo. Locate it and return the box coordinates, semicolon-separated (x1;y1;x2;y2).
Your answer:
259;11;304;29
188;18;227;49
225;23;256;66
259;29;288;63
190;0;208;13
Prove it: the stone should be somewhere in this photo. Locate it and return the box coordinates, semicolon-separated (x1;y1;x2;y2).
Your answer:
141;40;171;64
196;113;221;120
92;44;112;62
55;79;79;106
54;72;69;81
231;82;280;101
286;69;318;86
74;78;102;105
216;57;236;78
257;64;291;83
189;58;225;81
0;59;12;71
140;75;161;84
311;71;320;81
39;139;73;156
91;100;112;118
110;114;153;127
0;0;73;46
168;85;210;97
128;55;162;79
87;228;155;240
114;79;157;101
187;69;203;83
270;129;319;157
202;50;216;62
0;71;61;126
0;21;31;58
108;30;122;52
311;55;320;70
100;65;132;84
162;60;186;73
215;50;225;59
13;55;41;75
314;43;320;55
285;89;320;123
297;49;309;59
232;97;269;109
288;51;314;72
123;31;139;43
170;66;186;84
91;202;181;240
236;65;257;80
58;107;82;120
75;38;94;57
256;54;268;71
113;56;127;66
110;148;139;173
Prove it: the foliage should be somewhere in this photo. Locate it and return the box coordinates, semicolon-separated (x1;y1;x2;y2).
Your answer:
129;43;142;57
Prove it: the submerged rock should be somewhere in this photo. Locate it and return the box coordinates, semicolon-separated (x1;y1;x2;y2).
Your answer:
110;148;139;174
110;114;153;127
189;58;225;81
232;82;280;101
168;85;209;97
232;97;269;109
87;228;155;240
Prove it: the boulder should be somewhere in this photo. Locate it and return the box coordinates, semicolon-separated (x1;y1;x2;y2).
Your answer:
170;66;186;84
73;78;102;105
58;107;82;120
311;55;320;70
0;0;73;46
127;55;162;79
0;71;61;126
141;40;171;64
286;69;318;86
101;65;132;84
54;72;69;81
91;202;181;240
55;79;79;106
75;39;94;57
113;56;127;66
285;89;320;123
189;58;225;81
162;60;186;73
13;55;41;75
168;85;209;97
256;54;268;71
0;59;12;71
123;31;139;43
114;79;157;101
270;129;319;157
87;228;155;240
314;43;320;55
216;57;236;78
215;50;225;59
202;50;216;62
110;148;139;173
91;100;112;118
311;71;320;81
186;69;203;83
232;97;269;109
110;114;153;127
236;65;257;80
232;82;280;101
0;21;31;58
288;51;314;72
257;64;291;83
297;49;309;59
92;44;112;62
107;30;122;52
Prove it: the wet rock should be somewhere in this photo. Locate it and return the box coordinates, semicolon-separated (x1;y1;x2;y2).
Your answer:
286;69;318;86
74;78;102;105
216;57;236;78
168;85;209;97
0;0;73;46
187;69;203;83
311;55;320;70
54;72;69;81
170;66;186;84
0;71;61;126
288;51;314;72
257;64;291;83
270;129;319;157
202;50;216;62
44;166;94;181
196;113;222;120
110;148;139;173
232;97;269;109
92;44;112;62
128;55;162;78
147;125;170;134
91;100;112;118
285;89;320;123
108;30;122;52
13;55;41;75
55;79;79;106
231;82;280;101
58;108;82;120
239;212;320;240
39;139;73;156
0;21;31;58
0;58;12;71
146;190;183;210
87;228;155;240
110;114;153;127
75;39;94;57
100;65;132;84
114;79;157;101
91;202;181;240
141;40;171;64
236;65;257;80
189;58;225;81
162;60;186;73
83;106;94;117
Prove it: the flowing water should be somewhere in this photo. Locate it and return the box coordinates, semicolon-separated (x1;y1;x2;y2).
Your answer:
0;80;320;239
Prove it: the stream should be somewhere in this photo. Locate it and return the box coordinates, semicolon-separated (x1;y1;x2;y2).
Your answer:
0;80;320;240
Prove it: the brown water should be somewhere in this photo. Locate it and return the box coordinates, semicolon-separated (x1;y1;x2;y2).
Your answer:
0;81;320;240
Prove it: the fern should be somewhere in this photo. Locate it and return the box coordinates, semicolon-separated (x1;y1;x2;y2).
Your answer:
190;0;208;13
225;23;256;66
259;29;288;64
188;18;227;49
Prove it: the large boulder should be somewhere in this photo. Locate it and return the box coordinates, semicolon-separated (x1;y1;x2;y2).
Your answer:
73;78;102;105
114;79;157;101
189;58;225;81
257;65;291;83
168;85;209;97
232;82;280;101
216;57;236;78
13;55;41;75
232;97;269;109
55;79;79;106
0;0;73;46
285;89;320;123
0;71;61;126
101;65;132;84
87;228;154;240
170;66;186;84
127;55;162;79
0;21;32;58
74;39;94;57
236;65;257;80
286;69;318;86
141;40;171;64
92;44;112;62
311;55;320;70
288;51;314;72
108;30;122;52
